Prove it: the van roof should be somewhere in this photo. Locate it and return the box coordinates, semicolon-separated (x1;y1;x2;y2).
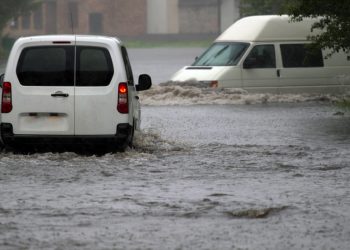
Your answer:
216;15;321;42
15;34;122;45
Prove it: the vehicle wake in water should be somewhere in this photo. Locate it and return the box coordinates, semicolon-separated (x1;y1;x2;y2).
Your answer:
140;82;345;106
2;101;350;249
2;42;350;248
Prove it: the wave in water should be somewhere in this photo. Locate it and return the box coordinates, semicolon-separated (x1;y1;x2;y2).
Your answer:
132;129;188;154
139;82;345;106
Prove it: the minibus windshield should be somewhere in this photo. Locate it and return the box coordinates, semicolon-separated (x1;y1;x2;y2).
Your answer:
193;42;249;66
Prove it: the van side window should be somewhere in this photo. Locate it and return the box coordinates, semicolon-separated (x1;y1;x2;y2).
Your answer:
16;46;74;86
244;45;276;68
121;46;134;85
280;44;324;68
76;46;114;87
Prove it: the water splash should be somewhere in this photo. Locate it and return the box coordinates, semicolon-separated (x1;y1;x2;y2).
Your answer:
224;206;289;219
132;129;189;154
139;82;343;106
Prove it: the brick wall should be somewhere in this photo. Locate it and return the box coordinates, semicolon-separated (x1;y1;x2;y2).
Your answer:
58;0;147;36
3;0;148;39
179;2;219;34
3;0;231;38
112;0;147;37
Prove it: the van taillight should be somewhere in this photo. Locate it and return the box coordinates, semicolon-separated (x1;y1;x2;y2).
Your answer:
2;82;12;113
117;82;128;113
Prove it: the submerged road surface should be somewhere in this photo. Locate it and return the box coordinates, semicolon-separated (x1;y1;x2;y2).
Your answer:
1;101;350;250
1;48;350;249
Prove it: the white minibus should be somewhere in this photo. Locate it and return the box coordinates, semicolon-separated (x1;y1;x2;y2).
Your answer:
171;15;350;93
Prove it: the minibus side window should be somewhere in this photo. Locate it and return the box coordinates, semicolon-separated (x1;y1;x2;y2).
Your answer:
243;45;276;69
280;44;324;68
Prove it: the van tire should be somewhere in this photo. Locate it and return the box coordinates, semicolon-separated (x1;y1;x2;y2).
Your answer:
128;120;135;149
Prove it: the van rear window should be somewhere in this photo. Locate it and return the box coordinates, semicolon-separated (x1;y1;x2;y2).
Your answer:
16;46;114;87
76;47;114;87
280;44;324;68
17;46;74;86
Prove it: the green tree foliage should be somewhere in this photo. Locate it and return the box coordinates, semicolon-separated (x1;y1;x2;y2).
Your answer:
240;0;289;16
0;0;40;35
287;0;350;54
240;0;350;54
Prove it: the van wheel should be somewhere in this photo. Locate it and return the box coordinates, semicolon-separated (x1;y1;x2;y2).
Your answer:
128;120;135;149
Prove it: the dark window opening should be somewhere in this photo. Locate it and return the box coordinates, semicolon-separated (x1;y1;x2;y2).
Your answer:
17;46;75;86
76;47;114;86
16;46;113;87
46;2;57;33
33;7;43;30
280;44;324;68
21;13;31;30
244;44;276;68
68;2;79;29
89;13;103;34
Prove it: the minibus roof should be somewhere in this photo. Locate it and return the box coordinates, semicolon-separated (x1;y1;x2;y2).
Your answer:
216;15;321;42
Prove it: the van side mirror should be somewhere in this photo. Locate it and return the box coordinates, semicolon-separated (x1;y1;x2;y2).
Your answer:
136;74;152;91
0;74;4;88
243;57;257;69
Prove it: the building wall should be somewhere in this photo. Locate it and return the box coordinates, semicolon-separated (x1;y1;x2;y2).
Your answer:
134;0;241;35
220;0;240;32
147;0;179;34
110;0;147;36
178;0;219;34
3;4;46;37
3;0;147;38
3;0;240;38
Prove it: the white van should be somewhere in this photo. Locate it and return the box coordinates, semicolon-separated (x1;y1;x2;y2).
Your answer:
0;35;152;152
171;15;350;93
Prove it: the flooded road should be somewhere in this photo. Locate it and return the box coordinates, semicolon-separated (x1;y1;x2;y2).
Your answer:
1;101;350;250
1;48;350;249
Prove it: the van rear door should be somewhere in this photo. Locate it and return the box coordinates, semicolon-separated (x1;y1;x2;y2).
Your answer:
74;43;117;135
13;45;75;135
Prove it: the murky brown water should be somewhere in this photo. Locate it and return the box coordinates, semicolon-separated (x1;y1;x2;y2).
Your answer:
1;48;350;249
1;101;350;250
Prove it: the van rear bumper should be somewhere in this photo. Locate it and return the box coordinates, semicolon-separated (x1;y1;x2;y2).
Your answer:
0;123;133;152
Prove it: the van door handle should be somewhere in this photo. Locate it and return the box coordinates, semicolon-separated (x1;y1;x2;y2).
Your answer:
51;91;69;97
277;69;281;77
